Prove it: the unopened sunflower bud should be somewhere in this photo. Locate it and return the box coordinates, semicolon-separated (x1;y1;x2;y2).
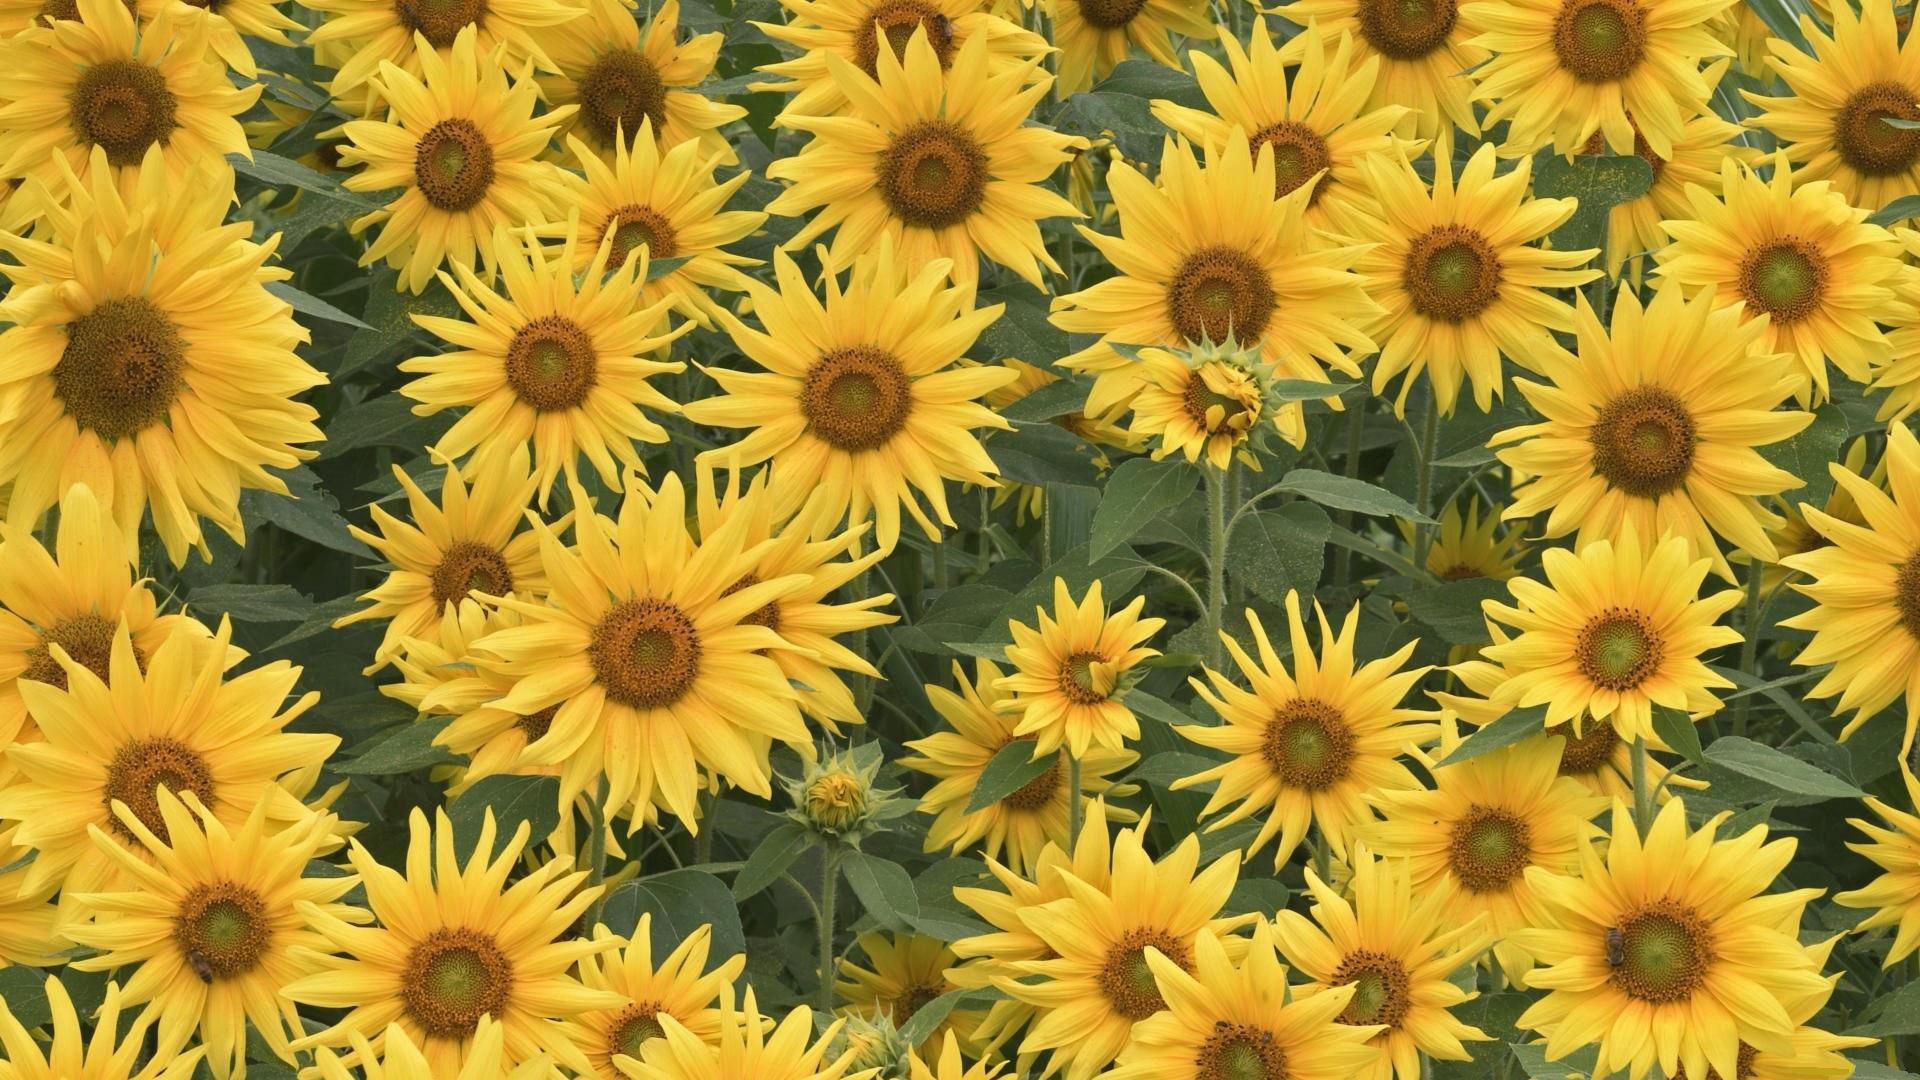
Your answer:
785;746;902;841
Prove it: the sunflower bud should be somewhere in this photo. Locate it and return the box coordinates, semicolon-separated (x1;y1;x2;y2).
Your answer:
832;1010;913;1079
785;745;903;841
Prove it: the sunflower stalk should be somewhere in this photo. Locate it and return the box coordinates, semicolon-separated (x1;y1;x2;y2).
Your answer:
1333;402;1366;585
1733;564;1765;738
585;779;610;930
1205;464;1229;670
1066;752;1083;852
1412;397;1441;572
818;843;842;1011
1630;737;1653;839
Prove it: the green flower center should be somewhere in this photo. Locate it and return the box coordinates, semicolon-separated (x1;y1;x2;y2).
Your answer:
1262;698;1355;791
1333;950;1410;1028
1552;0;1646;82
1610;901;1714;1004
1356;0;1457;59
1448;805;1533;892
1575;610;1663;692
1738;238;1828;323
1404;225;1502;323
801;346;915;451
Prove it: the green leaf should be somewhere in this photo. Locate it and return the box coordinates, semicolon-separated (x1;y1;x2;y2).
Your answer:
447;775;561;857
1406;577;1507;645
1089;458;1200;559
265;281;372;329
334;717;460;775
230;151;388;250
1445;706;1551;765
1703;736;1864;799
1870;194;1920;227
1268;378;1362;401
1094;58;1207;108
1849;1061;1920;1079
1849;976;1920;1036
1759;403;1847;507
601;870;747;959
988;424;1103;487
1740;0;1812;55
840;851;920;931
1226;502;1331;604
188;583;317;624
975;282;1067;362
244;465;373;557
336;272;462;378
965;742;1057;814
319;395;451;459
644;255;692;280
1529;152;1655;253
1001;378;1092;423
0;967;49;1029
897;988;1001;1048
732;822;812;900
1650;706;1705;766
1507;1043;1598;1079
1273;468;1435;524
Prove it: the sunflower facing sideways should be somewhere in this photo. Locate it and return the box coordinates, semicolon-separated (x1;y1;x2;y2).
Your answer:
622;988;861;1080
1173;591;1437;868
302;0;580;100
0;975;204;1080
562;916;746;1080
1267;0;1485;140
0;827;61;968
995;578;1165;759
836;932;984;1057
1836;763;1920;968
683;244;1017;556
1122;341;1269;470
1044;0;1212;96
765;31;1083;289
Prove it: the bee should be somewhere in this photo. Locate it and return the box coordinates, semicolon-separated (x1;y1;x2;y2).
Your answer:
187;949;215;985
927;12;953;38
1605;927;1626;969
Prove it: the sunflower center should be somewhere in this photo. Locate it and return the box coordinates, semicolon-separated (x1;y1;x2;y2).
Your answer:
1610;900;1714;1003
1552;0;1646;82
1894;552;1920;642
1448;805;1533;893
1097;928;1192;1020
1356;0;1457;59
21;612;124;690
55;296;187;443
589;598;702;708
1250;121;1333;204
68;60;178;167
609;1002;666;1059
1181;367;1258;435
1835;82;1920;177
505;315;598;412
1055;650;1111;705
1076;0;1148;28
602;204;680;267
896;982;943;1023
402;928;514;1038
103;738;214;843
1167;247;1278;346
1003;743;1063;811
394;0;488;48
413;118;496;212
578;50;667;147
40;0;135;24
854;0;958;74
515;704;558;743
1198;1022;1290;1080
429;540;514;608
1550;717;1620;775
1261;698;1355;791
1671;1043;1759;1080
1404;225;1502;322
174;883;271;979
800;345;915;452
878;121;989;229
1738;237;1828;324
1575;609;1664;692
1588;385;1696;497
720;573;783;633
1333;950;1411;1028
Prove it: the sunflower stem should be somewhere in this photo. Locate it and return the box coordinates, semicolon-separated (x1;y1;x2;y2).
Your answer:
1631;737;1653;839
1205;465;1229;670
1333;402;1366;586
817;844;842;1011
932;538;949;591
693;790;714;865
1313;825;1332;885
1412;397;1441;573
585;779;610;930
1733;563;1765;739
1066;752;1083;854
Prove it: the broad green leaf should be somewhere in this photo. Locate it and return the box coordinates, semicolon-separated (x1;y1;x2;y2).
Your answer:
975;282;1067;361
1000;377;1092;423
244;465;373;557
1089;458;1200;559
732;823;813;900
1268;378;1362;401
1444;706;1551;765
0;968;49;1029
1849;976;1920;1036
1759;403;1846;507
965;741;1057;813
334;717;460;775
266;281;371;329
840;851;920;931
1226;502;1331;604
188;584;317;624
898;988;1003;1048
1651;706;1705;766
1529;152;1655;253
988;423;1103;487
1273;469;1435;524
1870;194;1920;227
1406;577;1507;645
601;870;747;959
448;775;561;857
1507;1043;1598;1079
1703;736;1864;799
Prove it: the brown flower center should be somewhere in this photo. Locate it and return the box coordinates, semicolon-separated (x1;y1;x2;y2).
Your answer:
394;0;487;48
413;118;496;212
402;927;514;1038
56;296;186;442
1333;950;1411;1028
1404;225;1502;322
1181;370;1257;434
1166;247;1277;345
1550;717;1620;775
1261;698;1354;791
608;1002;666;1060
1671;1043;1759;1080
1448;805;1533;893
1552;0;1647;82
515;704;557;743
800;345;915;451
174;882;271;979
720;573;783;633
894;982;944;1023
1251;121;1333;204
505;315;598;412
1738;237;1828;324
878;121;989;229
1589;385;1696;497
854;0;958;74
21;613;125;690
1835;82;1920;177
429;540;514;608
1896;551;1920;641
69;60;177;167
1097;928;1192;1020
1075;0;1147;28
103;738;214;843
578;49;667;147
1610;899;1714;1003
589;598;702;708
1575;610;1664;692
1356;0;1458;59
601;204;680;267
39;0;136;23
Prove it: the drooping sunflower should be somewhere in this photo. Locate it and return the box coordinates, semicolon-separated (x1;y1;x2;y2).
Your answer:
1401;497;1525;582
336;449;546;671
1266;0;1486;139
683;244;1017;555
340;28;577;293
1043;0;1212;96
837;932;984;1056
0;0;256;190
1463;0;1732;157
995;577;1165;759
303;0;581;100
0;975;204;1080
1108;921;1385;1080
1174;591;1437;868
0;147;326;565
1514;799;1834;1080
1365;735;1609;986
765;31;1083;289
1123;342;1268;470
137;0;305;77
1837;763;1920;967
285;808;622;1076
0;826;62;967
539;0;743;164
1349;143;1596;416
563;916;746;1080
1655;154;1913;401
383;597;533;787
1274;848;1494;1079
1492;278;1812;577
310;1017;560;1080
65;790;363;1079
1053;131;1378;447
623;988;861;1080
400;221;687;504
1152;22;1412;231
903;658;1138;876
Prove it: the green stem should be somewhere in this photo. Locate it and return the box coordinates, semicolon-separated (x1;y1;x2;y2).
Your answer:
693;789;714;865
585;778;610;930
1412;398;1441;573
932;539;949;591
1733;564;1765;739
1313;825;1332;885
817;844;841;1011
977;486;992;574
1332;403;1366;585
1066;752;1083;853
1205;466;1229;670
1631;737;1653;839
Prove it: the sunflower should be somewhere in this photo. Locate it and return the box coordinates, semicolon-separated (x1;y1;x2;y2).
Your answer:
564;916;746;1080
1492;278;1812;577
473;471;813;831
1107;921;1385;1080
285;807;620;1075
1837;763;1920;967
622;987;862;1080
1513;799;1835;1080
903;658;1138;876
752;0;1048;119
0;617;336;902
1266;0;1486;139
1655;154;1912;401
908;1035;1001;1080
1152;22;1412;231
995;577;1165;759
1365;735;1609;986
310;1017;561;1080
1274;848;1494;1079
1752;434;1880;593
1350;143;1596;416
0;0;256;190
1781;421;1920;749
1123;342;1268;470
400;220;687;503
683;244;1017;555
1044;0;1211;95
1463;0;1731;157
0;147;326;565
303;0;581;101
1402;497;1525;581
136;0;304;76
539;0;743;165
340;28;577;293
837;932;984;1056
337;449;546;672
1745;0;1920;215
567;127;766;322
64;790;362;1079
0;975;203;1080
765;31;1083;289
1053;131;1378;446
0;827;62;967
1173;591;1437;868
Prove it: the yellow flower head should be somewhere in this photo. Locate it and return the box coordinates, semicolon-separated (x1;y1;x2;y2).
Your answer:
1838;763;1920;968
0;829;61;969
836;932;984;1057
1265;0;1486;140
1125;343;1268;471
565;915;747;1080
309;1017;561;1080
1043;0;1212;96
0;975;204;1080
996;577;1165;759
1403;496;1525;582
539;0;744;164
622;987;866;1080
303;0;581;101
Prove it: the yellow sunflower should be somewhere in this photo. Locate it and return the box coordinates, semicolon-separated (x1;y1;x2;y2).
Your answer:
1655;154;1913;401
1267;0;1486;139
1492;278;1812;577
1514;799;1834;1080
400;221;687;504
1274;848;1494;1079
65;790;362;1079
0;975;203;1079
1464;0;1732;157
337;449;546;671
1174;591;1437;868
1044;0;1212;96
1053;131;1378;447
1837;763;1920;967
0;826;62;967
564;916;746;1080
285;807;621;1076
1402;496;1525;581
0;0;255;190
908;1034;1002;1080
995;577;1165;759
1745;0;1920;215
340;28;576;293
1152;22;1413;231
684;244;1016;555
1751;434;1880;593
903;658;1138;876
1350;143;1596;416
1123;342;1268;470
622;987;863;1080
765;31;1083;289
0;147;326;565
539;0;743;164
837;932;984;1056
303;0;581;101
310;1017;560;1080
